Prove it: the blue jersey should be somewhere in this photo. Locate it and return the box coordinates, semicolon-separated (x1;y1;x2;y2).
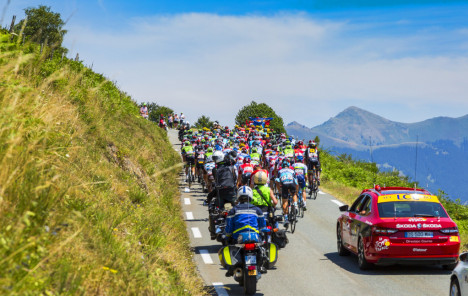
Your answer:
277;168;296;185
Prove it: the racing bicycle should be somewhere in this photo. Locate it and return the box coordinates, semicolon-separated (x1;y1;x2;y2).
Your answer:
309;168;319;200
297;186;305;218
286;191;298;234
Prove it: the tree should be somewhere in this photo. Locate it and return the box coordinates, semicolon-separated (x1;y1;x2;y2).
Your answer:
314;136;321;146
141;102;173;122
15;5;67;48
235;101;286;133
194;115;214;129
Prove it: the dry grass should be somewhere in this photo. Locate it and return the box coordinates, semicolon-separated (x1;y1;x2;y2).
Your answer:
0;33;205;295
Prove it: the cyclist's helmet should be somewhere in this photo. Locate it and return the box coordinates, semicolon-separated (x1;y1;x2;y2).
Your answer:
237;186;253;203
205;155;214;163
184;141;190;146
311;141;317;148
252;147;257;153
243;156;251;164
296;155;304;163
207;147;213;153
282;159;290;168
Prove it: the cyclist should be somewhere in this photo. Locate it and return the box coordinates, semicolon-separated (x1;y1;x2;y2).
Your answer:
181;140;196;182
277;159;297;228
305;140;321;186
195;145;205;182
250;147;261;166
238;156;254;186
292;155;308;211
140;103;148;119
203;155;216;192
283;144;295;164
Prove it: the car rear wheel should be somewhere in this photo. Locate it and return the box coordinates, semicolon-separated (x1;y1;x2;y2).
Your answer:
337;224;350;256
450;278;461;296
357;237;374;270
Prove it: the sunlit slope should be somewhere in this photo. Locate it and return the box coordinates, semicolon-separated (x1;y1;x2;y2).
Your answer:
0;32;204;295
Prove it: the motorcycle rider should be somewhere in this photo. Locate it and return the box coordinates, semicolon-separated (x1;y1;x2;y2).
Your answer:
224;186;267;275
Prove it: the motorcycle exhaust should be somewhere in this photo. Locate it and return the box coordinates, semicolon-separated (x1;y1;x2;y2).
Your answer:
234;267;243;281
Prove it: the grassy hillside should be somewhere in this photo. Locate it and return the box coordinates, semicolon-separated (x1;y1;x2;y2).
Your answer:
0;32;205;295
319;150;468;250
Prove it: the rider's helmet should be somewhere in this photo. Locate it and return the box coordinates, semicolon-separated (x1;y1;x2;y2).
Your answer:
184;141;190;146
298;140;303;146
206;147;213;153
311;141;317;148
237;186;253;203
143;102;147;106
212;151;224;164
253;171;268;185
243;156;251;164
282;159;290;168
251;147;257;153
295;155;304;163
267;143;272;148
205;155;214;163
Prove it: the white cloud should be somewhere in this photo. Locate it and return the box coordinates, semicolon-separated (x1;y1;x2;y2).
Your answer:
64;13;468;126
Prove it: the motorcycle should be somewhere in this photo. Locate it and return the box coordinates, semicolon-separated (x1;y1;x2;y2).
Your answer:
208;200;230;242
219;232;278;295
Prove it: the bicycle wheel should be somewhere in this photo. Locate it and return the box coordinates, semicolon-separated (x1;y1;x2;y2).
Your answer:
310;180;317;200
188;166;192;188
289;204;297;233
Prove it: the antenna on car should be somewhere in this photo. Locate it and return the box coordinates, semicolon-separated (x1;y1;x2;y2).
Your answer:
414;135;419;189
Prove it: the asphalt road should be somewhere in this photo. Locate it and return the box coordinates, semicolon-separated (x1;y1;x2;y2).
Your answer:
168;129;451;296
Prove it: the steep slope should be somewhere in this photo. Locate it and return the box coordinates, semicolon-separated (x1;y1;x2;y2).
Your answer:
0;33;204;295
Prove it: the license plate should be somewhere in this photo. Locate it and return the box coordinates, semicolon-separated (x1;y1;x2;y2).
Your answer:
248;270;257;276
245;255;256;265
405;232;433;238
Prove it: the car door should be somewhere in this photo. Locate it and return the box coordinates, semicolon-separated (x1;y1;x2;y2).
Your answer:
351;195;373;249
344;195;366;252
349;195;370;252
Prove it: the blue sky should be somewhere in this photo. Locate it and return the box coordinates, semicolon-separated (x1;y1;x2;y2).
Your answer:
2;0;468;127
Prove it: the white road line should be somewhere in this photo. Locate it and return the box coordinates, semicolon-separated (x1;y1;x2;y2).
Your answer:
212;282;229;296
184;198;191;205
318;191;326;195
199;249;214;264
191;227;202;238
186;212;194;220
331;199;345;207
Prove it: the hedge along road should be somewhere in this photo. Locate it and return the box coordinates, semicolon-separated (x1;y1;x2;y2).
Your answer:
167;129;450;296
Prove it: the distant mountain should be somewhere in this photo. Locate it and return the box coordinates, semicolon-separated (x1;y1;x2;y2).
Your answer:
287;106;468;150
286;106;468;201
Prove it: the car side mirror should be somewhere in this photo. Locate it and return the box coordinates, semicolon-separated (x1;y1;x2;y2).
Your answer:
460;252;468;262
339;205;349;212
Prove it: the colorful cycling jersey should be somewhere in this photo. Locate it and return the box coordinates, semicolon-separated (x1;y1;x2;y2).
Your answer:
204;162;215;173
239;163;254;175
292;163;307;176
277;168;296;184
283;148;294;158
182;145;194;156
250;153;261;163
307;148;319;161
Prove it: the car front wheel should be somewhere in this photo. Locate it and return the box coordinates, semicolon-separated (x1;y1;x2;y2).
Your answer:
337;224;350;256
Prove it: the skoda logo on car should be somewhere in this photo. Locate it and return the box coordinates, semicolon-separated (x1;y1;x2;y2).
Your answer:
417;223;422;229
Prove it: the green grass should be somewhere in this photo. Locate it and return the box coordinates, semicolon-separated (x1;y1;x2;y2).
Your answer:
320;150;468;250
0;32;205;295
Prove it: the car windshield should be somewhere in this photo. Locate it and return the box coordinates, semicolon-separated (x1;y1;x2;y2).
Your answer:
377;201;448;218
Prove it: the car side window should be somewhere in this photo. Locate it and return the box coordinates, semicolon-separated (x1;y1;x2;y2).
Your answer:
358;196;372;216
350;195;365;212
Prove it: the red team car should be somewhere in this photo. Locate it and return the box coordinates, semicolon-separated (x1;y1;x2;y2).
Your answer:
337;186;460;270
